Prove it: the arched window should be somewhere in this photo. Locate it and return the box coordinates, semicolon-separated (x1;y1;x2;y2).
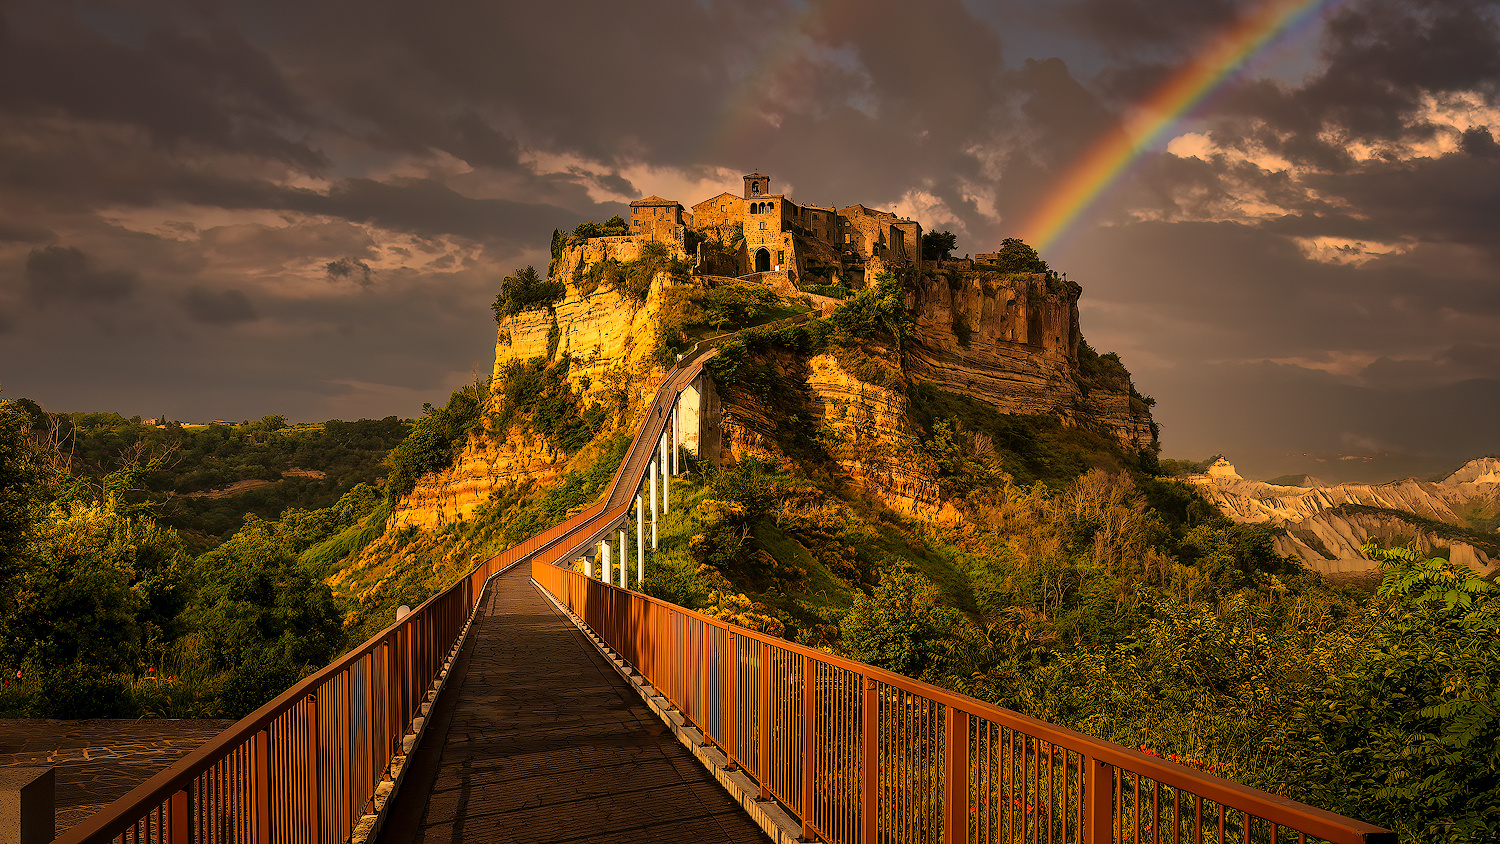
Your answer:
751;182;760;195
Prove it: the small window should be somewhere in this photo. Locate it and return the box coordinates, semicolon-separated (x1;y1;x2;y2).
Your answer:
759;221;766;231
777;250;784;264
720;204;726;212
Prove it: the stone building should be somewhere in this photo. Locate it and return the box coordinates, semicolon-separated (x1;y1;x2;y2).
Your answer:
629;195;689;244
677;172;924;285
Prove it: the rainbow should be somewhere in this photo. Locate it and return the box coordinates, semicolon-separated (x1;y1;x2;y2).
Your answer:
1018;0;1349;254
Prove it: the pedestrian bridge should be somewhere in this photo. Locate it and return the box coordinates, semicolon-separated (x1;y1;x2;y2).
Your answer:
55;324;1396;844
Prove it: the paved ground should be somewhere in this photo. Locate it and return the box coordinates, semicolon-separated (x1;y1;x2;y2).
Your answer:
0;717;235;834
379;565;768;844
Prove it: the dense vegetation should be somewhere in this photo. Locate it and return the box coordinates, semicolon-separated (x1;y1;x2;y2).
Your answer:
0;400;385;718
0;402;406;548
384;382;486;503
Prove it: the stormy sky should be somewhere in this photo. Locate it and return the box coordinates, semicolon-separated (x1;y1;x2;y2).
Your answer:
1;0;1496;482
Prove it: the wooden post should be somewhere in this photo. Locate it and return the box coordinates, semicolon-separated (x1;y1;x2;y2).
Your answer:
725;632;738;769
801;657;815;840
169;788;190;844
255;728;272;844
759;641;771;801
862;676;878;844
944;708;969;844
306;695;322;844
1085;755;1113;844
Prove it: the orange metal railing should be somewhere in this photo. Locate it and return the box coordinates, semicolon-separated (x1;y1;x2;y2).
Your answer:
532;562;1398;844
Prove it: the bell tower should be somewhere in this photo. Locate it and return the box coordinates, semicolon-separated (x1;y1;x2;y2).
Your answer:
743;172;770;199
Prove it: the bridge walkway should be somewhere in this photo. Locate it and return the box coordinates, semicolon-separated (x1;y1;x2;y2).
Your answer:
377;564;768;844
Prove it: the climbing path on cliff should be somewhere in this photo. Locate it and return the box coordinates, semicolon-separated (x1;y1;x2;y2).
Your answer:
55;308;1394;844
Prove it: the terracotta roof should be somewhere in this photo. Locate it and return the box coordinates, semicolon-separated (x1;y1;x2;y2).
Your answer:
630;195;680;206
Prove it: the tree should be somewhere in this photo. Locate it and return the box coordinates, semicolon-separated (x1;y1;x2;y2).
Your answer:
0;403;41;584
922;231;957;261
492;266;565;322
841;568;969;682
1294;543;1500;843
986;238;1050;274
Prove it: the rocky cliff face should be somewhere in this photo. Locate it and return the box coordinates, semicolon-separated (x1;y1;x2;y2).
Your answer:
715;345;956;522
388;238;677;530
905;270;1156;452
1188;457;1500;576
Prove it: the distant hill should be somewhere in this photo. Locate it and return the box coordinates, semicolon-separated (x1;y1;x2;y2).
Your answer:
1187;456;1500;577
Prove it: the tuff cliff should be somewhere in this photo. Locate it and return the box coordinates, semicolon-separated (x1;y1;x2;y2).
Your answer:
388;236;682;530
1188;457;1500;576
906;268;1156;452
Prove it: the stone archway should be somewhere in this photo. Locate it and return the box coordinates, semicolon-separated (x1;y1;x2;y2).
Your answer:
754;247;771;273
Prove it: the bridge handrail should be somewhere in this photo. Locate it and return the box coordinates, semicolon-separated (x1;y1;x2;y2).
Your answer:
532;562;1398;844
56;306;818;844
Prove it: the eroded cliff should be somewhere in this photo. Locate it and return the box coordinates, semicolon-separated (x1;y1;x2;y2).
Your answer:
1188;457;1500;576
906;269;1156;452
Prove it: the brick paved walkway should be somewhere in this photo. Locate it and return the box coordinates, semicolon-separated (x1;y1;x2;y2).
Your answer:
379;565;768;844
0;717;234;834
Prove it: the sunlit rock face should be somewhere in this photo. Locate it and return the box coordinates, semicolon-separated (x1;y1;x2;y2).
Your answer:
390;239;681;531
1188;458;1500;577
905;270;1156;452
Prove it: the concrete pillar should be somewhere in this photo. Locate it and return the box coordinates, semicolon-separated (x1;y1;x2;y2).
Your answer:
601;540;611;584
672;400;680;475
618;527;628;589
584;555;593;579
636;494;645;585
0;767;54;844
649;461;659;550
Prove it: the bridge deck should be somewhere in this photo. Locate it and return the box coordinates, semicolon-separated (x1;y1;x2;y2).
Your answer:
378;564;768;844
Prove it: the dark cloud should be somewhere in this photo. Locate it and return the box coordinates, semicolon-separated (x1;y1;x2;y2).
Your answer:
325;257;373;287
0;5;323;170
181;287;257;325
24;245;136;305
1461;125;1500;157
1058;0;1242;52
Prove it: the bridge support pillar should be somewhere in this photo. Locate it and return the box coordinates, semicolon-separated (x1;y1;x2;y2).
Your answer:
636;495;645;585
601;540;611;585
584;555;592;580
672;400;679;475
649;461;659;550
660;431;670;513
618;526;628;589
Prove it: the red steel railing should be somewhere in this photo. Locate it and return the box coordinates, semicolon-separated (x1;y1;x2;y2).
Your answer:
532;562;1398;844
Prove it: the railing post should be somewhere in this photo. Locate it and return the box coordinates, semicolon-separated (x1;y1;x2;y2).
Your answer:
862;675;877;844
944;708;968;844
169;788;190;844
801;656;815;841
759;641;771;801
725;631;737;769
254;728;271;844
1085;755;1113;844
306;695;322;844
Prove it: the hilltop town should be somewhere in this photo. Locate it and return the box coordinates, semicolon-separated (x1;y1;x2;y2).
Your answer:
628;171;1016;292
